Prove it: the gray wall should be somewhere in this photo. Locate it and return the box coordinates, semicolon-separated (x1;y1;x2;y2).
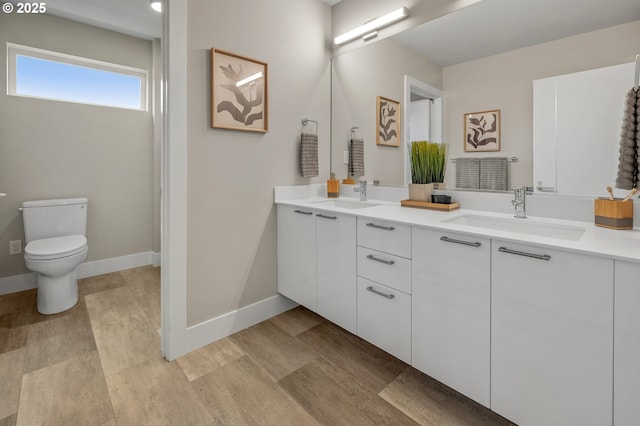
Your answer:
332;37;442;185
442;20;640;188
186;0;331;326
0;12;158;278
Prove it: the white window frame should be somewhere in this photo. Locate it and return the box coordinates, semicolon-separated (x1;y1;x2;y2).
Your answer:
7;42;149;111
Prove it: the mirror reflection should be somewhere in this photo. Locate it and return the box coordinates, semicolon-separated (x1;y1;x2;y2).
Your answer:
331;0;640;195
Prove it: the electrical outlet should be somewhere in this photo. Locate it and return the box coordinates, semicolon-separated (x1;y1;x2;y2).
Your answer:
343;150;349;164
9;240;21;255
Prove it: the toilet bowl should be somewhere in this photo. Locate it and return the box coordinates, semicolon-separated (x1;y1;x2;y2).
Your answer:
21;198;89;315
25;235;88;314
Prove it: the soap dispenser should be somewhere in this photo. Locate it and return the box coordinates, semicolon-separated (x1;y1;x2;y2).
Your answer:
327;173;339;198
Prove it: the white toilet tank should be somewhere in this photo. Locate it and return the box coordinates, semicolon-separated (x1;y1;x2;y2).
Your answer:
22;198;88;244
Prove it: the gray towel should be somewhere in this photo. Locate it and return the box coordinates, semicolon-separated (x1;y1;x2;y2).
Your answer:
480;157;508;191
616;88;639;189
455;158;480;189
300;132;318;178
349;138;365;177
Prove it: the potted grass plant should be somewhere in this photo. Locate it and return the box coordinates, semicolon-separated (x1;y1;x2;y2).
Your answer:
408;141;448;201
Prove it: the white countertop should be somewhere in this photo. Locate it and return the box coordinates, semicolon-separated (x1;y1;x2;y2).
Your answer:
276;196;640;264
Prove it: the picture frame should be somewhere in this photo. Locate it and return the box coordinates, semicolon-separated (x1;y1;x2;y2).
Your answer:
210;48;268;133
464;109;500;152
376;96;401;147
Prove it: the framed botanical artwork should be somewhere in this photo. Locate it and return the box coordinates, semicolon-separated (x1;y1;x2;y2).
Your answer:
464;109;500;152
210;48;268;132
376;96;400;147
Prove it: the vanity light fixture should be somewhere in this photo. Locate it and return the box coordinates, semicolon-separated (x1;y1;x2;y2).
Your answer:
362;31;378;42
150;0;161;13
236;71;263;87
334;7;409;46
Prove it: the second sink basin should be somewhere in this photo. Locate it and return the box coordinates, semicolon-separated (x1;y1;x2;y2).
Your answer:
313;199;382;210
443;214;586;241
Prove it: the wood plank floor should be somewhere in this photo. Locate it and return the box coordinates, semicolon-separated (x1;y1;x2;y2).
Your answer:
0;266;513;425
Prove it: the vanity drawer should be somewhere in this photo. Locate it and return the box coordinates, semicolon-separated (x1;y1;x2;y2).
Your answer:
357;277;411;364
357;218;411;258
357;246;411;294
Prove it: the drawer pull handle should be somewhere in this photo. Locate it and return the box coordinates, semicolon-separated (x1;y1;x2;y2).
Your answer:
498;246;551;261
294;210;313;215
366;254;395;265
316;213;337;220
366;286;395;299
366;223;395;231
440;236;481;247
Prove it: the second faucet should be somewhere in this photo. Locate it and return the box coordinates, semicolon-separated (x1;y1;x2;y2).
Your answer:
354;180;367;201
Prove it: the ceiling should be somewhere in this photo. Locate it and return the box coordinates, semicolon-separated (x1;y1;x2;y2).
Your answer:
6;0;162;39
392;0;640;67
11;0;343;39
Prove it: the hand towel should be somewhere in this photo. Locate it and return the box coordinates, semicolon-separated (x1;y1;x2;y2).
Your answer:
615;88;639;189
349;138;365;177
479;157;508;191
455;158;480;189
300;132;318;178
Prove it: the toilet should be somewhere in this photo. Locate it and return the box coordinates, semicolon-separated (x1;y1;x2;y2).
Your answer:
21;198;88;314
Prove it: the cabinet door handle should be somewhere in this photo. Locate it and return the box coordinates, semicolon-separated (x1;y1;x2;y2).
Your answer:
316;213;337;220
366;285;395;299
440;236;481;247
498;246;551;261
366;222;395;231
366;254;395;265
535;185;556;192
294;210;313;215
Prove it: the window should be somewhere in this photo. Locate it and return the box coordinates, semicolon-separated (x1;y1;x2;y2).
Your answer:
7;43;148;111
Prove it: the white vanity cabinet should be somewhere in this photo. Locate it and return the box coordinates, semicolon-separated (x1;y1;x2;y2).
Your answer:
412;227;491;407
614;260;640;426
491;241;613;426
316;210;356;334
277;205;317;311
356;217;412;363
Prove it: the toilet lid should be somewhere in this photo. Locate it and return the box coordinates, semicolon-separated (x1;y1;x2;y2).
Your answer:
25;235;87;260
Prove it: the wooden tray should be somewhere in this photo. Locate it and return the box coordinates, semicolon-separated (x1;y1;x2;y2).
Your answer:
401;199;460;211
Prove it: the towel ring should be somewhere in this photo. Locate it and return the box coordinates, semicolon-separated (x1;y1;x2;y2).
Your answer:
301;117;318;135
350;126;359;138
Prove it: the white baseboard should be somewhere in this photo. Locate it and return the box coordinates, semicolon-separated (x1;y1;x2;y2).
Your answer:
151;251;161;267
184;294;298;355
77;251;160;279
0;272;37;296
0;251;162;296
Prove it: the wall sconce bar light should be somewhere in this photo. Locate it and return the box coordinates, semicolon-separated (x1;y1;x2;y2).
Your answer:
334;7;409;45
150;0;161;13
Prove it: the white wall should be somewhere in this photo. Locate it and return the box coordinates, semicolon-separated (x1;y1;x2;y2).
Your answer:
332;37;442;185
0;12;158;278
186;0;331;326
442;20;640;189
410;99;432;142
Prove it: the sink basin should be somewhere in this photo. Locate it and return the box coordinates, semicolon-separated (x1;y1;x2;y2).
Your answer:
313;199;382;210
443;214;585;241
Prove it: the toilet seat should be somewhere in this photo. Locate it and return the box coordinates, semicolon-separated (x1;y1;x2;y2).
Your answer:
25;235;88;260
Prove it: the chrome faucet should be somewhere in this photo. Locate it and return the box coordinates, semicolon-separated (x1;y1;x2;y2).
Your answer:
354;180;367;201
512;186;527;218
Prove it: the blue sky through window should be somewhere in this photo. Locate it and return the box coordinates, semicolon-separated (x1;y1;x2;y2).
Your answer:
16;55;143;109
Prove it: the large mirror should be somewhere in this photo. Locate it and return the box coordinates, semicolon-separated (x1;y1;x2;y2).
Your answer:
331;0;640;195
